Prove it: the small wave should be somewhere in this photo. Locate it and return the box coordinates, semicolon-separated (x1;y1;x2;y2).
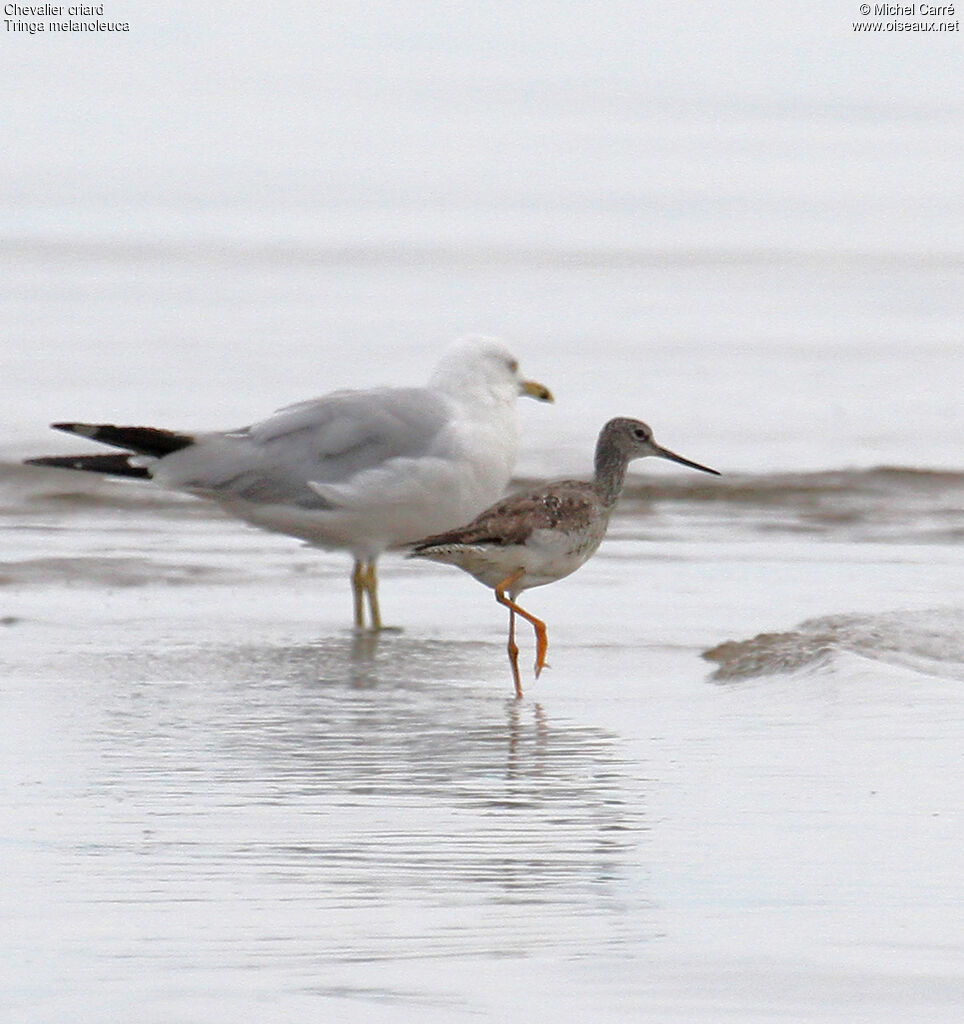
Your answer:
622;466;964;503
0;460;213;518
7;461;964;541
703;607;964;682
617;466;964;542
9;236;961;271
0;555;239;588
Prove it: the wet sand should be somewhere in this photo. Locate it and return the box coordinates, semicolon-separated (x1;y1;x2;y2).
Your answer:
2;492;962;1022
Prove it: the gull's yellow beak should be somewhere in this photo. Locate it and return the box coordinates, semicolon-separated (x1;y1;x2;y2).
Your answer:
520;379;554;403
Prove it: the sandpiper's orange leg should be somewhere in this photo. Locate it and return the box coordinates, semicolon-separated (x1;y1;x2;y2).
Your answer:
514;602;549;677
495;572;549;685
505;606;523;698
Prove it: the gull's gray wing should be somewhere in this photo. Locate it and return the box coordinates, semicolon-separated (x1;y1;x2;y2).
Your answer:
161;386;452;508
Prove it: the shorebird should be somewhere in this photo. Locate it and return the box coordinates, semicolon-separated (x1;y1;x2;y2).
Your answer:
25;337;553;630
410;417;719;696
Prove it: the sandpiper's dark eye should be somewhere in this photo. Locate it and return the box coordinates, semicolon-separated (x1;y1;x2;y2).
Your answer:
507;358;519;374
633;427;648;440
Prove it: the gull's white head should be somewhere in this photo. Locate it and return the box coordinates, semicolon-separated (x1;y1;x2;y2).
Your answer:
429;336;553;408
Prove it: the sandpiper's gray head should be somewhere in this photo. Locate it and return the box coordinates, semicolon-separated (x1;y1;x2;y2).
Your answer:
603;417;719;475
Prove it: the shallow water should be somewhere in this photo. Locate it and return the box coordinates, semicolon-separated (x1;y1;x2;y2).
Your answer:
3;2;964;1019
2;470;963;1021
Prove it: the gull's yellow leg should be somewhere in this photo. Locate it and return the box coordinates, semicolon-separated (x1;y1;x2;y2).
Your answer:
351;560;366;629
362;560;383;631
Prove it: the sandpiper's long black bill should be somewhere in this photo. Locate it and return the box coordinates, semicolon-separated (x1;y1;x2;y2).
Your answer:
654;445;720;476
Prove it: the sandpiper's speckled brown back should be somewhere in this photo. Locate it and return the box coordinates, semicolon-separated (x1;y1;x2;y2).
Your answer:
411;478;605;552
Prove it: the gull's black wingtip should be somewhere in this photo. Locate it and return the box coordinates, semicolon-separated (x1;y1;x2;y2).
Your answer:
48;422;194;457
23;453;151;478
52;421;95;437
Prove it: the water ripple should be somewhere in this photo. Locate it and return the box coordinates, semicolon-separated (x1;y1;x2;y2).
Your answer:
45;633;653;970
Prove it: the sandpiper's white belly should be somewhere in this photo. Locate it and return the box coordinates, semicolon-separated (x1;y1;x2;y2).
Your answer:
426;526;606;592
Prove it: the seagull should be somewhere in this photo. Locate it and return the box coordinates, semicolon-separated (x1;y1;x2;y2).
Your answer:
409;417;719;696
25;337;553;629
